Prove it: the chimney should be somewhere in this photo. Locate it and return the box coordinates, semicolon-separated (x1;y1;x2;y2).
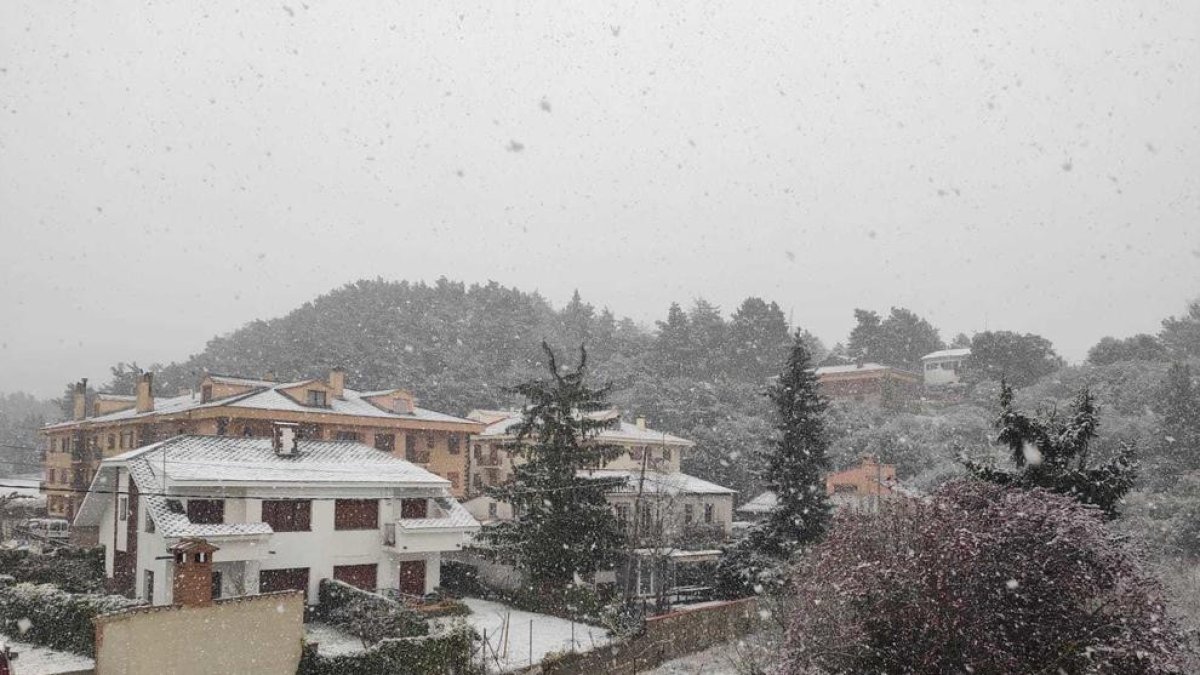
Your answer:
273;422;300;457
136;373;154;413
328;367;345;400
72;379;88;421
263;371;275;383
170;538;219;607
635;416;646;430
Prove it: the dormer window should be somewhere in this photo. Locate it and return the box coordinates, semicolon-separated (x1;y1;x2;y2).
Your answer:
306;390;327;407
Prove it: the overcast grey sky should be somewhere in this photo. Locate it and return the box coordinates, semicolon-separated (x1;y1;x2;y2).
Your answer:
1;0;1198;397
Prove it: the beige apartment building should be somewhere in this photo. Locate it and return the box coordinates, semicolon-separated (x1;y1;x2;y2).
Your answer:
42;369;483;519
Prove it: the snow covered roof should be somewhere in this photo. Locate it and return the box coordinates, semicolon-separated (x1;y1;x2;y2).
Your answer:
45;382;478;430
396;496;479;531
473;410;694;447
814;362;893;375
737;491;777;514
581;469;735;496
103;436;453;486
922;348;971;361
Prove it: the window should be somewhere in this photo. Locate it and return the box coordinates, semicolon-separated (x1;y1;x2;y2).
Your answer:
212;570;223;600
448;434;461;455
259;567;310;599
472;474;483;491
216;417;229;436
261;499;312;532
400;498;428;519
186;499;225;525
425;433;435;450
487;501;498;518
334;499;379;530
145;569;154;604
630;446;644;461
107;434;115;450
201;384;213;402
663;448;672;461
374;433;395;452
684;503;694;523
405;434;429;463
641;506;653;533
333;564;378;591
334;430;361;442
118;496;128;521
704;503;714;524
145;511;155;533
447;471;461;490
306;389;327;407
473;443;482;459
834;484;857;494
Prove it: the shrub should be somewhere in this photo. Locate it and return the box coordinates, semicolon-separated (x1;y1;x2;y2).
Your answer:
785;480;1187;674
316;579;426;645
299;623;477;675
0;577;140;655
0;547;105;593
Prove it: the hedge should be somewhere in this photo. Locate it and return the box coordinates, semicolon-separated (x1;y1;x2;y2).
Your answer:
0;547;106;593
0;576;140;655
299;623;478;675
316;579;427;640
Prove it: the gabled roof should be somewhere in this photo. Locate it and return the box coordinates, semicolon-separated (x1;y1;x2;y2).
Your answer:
74;435;465;537
737;491;778;514
922;348;971;361
45;381;479;430
473;410;694;447
581;469;735;495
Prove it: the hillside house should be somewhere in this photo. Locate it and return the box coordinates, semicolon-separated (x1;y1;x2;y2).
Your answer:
737;455;913;523
42;370;483;520
921;348;971;386
72;433;479;606
813;362;920;403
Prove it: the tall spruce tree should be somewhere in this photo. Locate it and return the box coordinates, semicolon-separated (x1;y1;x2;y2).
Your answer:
760;330;833;552
478;343;625;589
1156;363;1200;471
715;330;832;597
962;382;1136;518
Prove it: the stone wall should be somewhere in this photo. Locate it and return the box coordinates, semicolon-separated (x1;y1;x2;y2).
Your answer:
528;598;758;675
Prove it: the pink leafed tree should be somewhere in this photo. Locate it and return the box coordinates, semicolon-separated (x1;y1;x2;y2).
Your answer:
784;480;1186;674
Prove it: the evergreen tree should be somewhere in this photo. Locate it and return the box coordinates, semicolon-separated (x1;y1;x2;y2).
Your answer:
477;343;625;588
1086;334;1167;365
1160;299;1200;360
727;298;792;382
1156;363;1200;471
964;330;1063;387
688;299;728;377
962;382;1136;518
759;330;833;552
847;307;943;370
652;302;693;378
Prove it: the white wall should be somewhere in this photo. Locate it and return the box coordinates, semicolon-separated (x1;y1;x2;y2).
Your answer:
923;358;964;385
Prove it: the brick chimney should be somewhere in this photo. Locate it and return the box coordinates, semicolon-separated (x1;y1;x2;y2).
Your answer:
72;379;88;420
170;538;219;607
136;373;154;413
328;367;345;400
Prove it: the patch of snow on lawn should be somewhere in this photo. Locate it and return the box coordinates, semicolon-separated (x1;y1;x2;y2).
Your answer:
305;622;368;657
0;634;94;675
436;597;610;672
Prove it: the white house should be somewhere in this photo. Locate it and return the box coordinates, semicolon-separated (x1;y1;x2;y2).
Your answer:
462;409;736;540
920;348;971;386
73;431;479;606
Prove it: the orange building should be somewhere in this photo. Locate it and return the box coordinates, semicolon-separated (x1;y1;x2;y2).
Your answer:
41;370;483;518
814;362;920;403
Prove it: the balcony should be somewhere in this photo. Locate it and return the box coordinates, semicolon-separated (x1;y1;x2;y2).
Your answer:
382;498;479;554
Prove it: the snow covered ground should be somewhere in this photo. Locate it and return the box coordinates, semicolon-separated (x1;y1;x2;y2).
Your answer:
645;638;752;675
436;597;611;672
0;634;94;675
305;622;369;657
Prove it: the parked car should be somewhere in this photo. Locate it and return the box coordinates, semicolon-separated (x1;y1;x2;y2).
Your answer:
18;518;69;541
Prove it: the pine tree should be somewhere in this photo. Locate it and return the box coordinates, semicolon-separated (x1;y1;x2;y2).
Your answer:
759;330;833;552
1156;363;1200;471
962;382;1136;518
477;343;625;589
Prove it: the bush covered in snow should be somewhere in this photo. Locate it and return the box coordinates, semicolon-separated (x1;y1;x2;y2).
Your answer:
0;577;140;655
0;546;105;593
316;579;427;646
784;480;1186;674
299;623;476;675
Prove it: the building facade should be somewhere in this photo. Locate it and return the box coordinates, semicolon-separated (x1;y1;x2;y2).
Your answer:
737;455;912;523
42;370;483;519
920;348;971;386
72;434;479;606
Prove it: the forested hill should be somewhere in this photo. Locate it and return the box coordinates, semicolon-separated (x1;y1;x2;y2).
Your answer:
94;278;807;498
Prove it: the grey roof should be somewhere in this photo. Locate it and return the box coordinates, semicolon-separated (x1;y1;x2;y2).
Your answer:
45;383;477;430
582;469;736;496
476;411;694;447
127;460;274;538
